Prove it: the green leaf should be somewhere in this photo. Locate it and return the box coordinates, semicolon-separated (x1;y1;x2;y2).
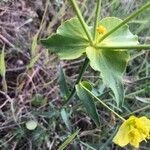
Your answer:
76;82;100;127
58;130;80;150
81;80;92;91
41;18;89;59
86;47;129;107
96;17;139;46
86;17;138;107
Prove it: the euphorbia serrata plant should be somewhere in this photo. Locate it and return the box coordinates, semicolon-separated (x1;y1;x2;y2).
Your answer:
41;0;150;148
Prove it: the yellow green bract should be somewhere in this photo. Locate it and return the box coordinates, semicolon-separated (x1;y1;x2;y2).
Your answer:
113;116;150;148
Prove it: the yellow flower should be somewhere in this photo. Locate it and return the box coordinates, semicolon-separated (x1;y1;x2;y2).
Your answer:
113;116;150;148
97;25;106;34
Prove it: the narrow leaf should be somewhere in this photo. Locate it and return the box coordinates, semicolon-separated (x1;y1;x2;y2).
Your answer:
31;33;38;57
58;66;70;100
80;141;97;150
135;96;150;104
0;46;6;77
76;82;100;127
0;46;7;92
58;130;80;150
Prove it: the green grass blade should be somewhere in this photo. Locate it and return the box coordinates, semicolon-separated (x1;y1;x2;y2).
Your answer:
80;141;97;150
0;46;6;77
58;129;80;150
0;46;7;93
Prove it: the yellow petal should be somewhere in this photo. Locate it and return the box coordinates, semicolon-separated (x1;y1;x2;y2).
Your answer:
113;116;150;148
139;116;150;128
113;121;130;147
139;116;150;139
129;129;141;148
130;139;139;148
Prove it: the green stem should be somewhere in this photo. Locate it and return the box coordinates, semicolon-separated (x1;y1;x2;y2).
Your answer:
64;58;89;104
70;0;93;45
98;2;150;43
96;45;150;49
93;0;102;40
134;76;150;83
130;51;145;60
81;83;125;121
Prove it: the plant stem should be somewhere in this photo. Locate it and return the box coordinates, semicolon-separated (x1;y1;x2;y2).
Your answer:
70;0;93;45
126;86;149;97
134;76;150;83
98;2;150;43
93;0;102;40
96;45;150;50
64;0;93;104
64;57;89;104
81;83;125;122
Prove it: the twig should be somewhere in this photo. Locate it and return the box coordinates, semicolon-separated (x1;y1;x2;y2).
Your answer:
0;34;15;48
